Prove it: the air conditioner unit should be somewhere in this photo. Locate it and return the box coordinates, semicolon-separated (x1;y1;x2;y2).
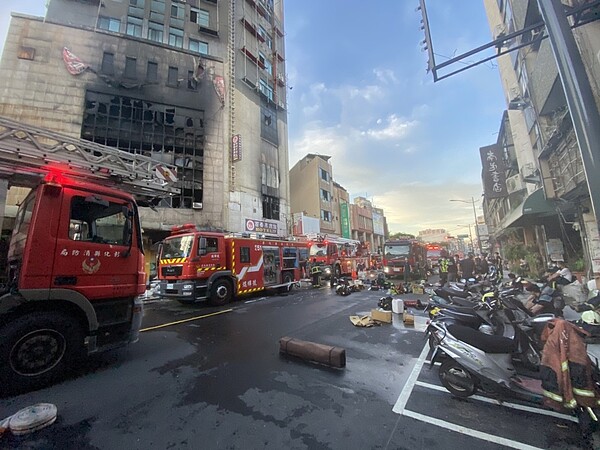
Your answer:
192;202;203;210
506;174;525;194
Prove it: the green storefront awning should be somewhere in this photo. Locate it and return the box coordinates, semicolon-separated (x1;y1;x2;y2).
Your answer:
499;188;556;230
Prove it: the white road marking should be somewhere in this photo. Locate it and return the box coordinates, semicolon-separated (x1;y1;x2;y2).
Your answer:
402;409;546;450
393;343;577;450
414;381;577;422
392;343;430;414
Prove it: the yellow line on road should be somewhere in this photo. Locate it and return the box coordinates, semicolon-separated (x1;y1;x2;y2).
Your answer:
140;308;233;332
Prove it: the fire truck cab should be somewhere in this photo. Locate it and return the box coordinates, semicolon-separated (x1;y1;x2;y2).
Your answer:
382;239;427;279
157;225;306;305
0;116;178;394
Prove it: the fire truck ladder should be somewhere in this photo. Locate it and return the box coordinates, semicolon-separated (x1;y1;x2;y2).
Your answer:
0;116;179;197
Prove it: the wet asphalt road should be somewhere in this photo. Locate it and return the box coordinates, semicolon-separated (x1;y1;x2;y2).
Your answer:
0;283;595;449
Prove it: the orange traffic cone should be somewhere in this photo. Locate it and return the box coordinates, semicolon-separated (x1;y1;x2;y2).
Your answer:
351;270;357;280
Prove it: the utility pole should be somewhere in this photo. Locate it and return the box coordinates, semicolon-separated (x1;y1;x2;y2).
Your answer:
450;198;482;255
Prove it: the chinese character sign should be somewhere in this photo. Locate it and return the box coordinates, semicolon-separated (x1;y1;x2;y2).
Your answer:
479;145;507;198
245;218;278;235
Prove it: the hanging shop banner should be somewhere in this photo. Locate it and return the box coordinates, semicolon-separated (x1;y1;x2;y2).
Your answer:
480;144;507;198
340;202;351;239
62;47;88;75
245;218;278;235
232;134;242;161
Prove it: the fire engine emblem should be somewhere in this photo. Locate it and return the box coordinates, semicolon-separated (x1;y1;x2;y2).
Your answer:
82;257;101;274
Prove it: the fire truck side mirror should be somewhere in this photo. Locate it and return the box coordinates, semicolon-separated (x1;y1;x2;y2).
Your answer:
199;237;207;256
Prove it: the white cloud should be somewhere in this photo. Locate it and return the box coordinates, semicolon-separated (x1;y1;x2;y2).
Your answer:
373;68;398;84
347;84;383;101
364;114;417;140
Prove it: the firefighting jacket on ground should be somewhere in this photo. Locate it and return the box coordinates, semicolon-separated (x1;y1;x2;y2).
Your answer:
539;319;600;410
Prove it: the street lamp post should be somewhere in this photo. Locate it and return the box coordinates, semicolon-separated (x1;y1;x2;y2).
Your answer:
450;197;482;255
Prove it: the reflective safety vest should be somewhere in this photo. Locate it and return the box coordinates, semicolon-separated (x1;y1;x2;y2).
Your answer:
439;258;449;273
311;265;322;274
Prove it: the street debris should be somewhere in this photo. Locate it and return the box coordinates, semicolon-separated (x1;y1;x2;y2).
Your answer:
279;336;346;368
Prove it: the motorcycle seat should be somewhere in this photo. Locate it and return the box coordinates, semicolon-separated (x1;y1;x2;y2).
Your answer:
449;296;476;307
442;288;471;299
435;304;477;313
448;324;517;354
436;310;482;328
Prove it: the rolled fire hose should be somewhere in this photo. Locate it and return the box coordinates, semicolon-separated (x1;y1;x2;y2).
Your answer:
0;403;57;436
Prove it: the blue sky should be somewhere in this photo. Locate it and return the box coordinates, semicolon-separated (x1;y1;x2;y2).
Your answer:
0;1;507;236
284;1;507;236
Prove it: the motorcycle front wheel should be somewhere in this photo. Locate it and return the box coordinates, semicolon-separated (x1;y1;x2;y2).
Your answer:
439;359;477;397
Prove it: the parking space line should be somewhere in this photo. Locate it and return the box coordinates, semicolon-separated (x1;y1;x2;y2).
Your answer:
402;409;546;450
415;381;577;422
140;308;233;332
392;343;430;414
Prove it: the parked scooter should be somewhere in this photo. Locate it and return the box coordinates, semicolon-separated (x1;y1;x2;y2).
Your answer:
427;319;600;438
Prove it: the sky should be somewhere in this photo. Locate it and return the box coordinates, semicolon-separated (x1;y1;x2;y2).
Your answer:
284;1;507;236
0;1;507;237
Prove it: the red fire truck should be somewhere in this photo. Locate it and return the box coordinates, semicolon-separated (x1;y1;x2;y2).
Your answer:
301;234;367;279
426;244;443;271
0;116;178;393
157;225;308;305
382;239;428;279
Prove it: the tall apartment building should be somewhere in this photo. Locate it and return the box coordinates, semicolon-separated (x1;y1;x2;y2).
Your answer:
289;154;337;235
482;0;599;273
0;0;290;246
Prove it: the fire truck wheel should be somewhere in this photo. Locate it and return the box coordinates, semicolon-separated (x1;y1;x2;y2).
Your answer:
282;272;294;291
0;312;85;394
209;279;233;306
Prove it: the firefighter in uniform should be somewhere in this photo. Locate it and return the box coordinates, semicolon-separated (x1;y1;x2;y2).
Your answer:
310;258;322;287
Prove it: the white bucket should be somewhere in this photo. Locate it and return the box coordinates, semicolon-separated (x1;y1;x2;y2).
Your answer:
392;298;404;314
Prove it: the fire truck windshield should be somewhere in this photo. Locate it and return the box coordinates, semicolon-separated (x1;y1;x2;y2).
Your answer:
309;243;327;257
384;244;410;257
161;235;194;258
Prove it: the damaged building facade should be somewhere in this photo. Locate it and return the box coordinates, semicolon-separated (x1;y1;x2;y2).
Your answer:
0;0;290;261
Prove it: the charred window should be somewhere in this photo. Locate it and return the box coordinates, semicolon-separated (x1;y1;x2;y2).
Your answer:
124;57;137;79
101;52;114;75
167;66;178;86
146;61;158;82
82;91;204;209
262;195;279;220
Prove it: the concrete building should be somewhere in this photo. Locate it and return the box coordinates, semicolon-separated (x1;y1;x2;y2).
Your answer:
289;154;336;235
418;228;448;244
482;0;598;275
0;0;290;246
289;154;388;252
